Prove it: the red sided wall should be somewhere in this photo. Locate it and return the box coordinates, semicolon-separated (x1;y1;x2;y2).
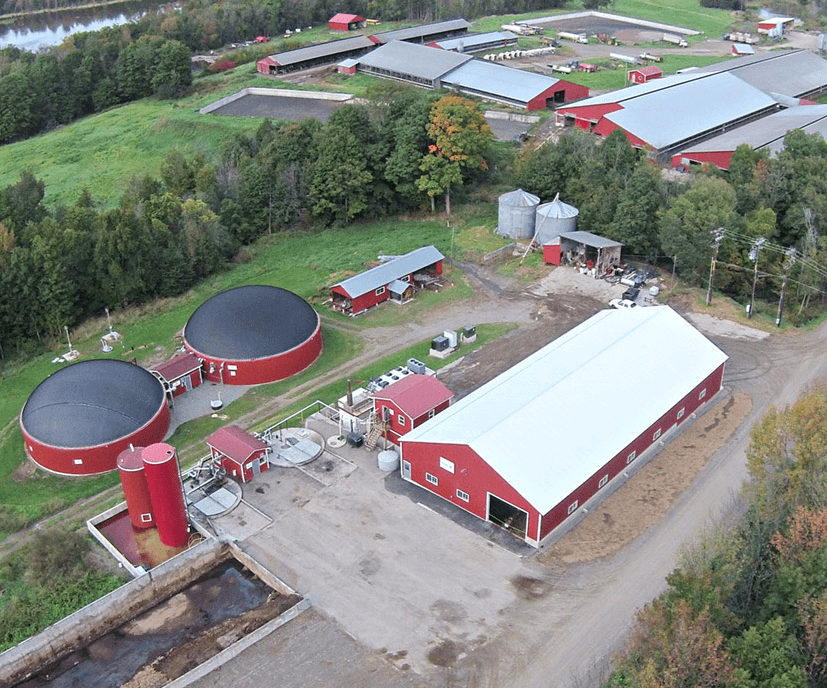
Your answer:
672;150;735;170
538;362;725;540
143;443;189;547
217;447;268;483
374;397;451;445
526;80;590;111
556;102;622;130
399;442;543;543
21;403;171;477
543;244;562;265
190;320;322;385
257;57;279;74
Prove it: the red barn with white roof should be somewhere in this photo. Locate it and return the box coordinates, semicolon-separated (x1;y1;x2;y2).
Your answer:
329;13;366;31
399;306;727;547
372;374;454;445
628;65;663;84
152;352;203;398
207;426;270;483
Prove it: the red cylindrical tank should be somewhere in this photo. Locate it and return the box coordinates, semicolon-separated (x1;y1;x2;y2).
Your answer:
142;443;189;547
116;446;154;529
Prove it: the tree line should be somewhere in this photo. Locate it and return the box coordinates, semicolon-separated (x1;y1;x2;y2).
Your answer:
517;128;827;320
0;88;493;356
605;386;827;688
0;32;191;143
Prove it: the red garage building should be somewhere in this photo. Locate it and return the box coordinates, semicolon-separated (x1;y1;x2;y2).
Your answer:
399;306;727;548
20;360;170;476
628;65;662;84
183;285;322;386
152;352;203;399
331;246;444;316
372;374;454;445
329;13;366;31
207;425;270;483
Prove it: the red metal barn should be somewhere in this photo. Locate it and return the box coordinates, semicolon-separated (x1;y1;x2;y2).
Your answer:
372;374;454;445
628;65;663;84
331;245;444;316
399;306;727;548
184;285;322;386
153;353;203;399
20;360;170;476
329;13;366;31
207;426;269;483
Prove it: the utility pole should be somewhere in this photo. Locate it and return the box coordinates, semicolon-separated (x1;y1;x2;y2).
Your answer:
748;237;766;319
776;247;797;327
706;228;725;306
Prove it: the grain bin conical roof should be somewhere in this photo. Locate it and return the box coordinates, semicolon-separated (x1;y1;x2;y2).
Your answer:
497;188;540;239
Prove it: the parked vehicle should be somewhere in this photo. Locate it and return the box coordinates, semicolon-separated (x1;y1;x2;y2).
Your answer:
609;298;638;309
622;287;640;301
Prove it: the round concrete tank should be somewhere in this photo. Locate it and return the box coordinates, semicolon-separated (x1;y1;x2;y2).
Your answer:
117;446;154;530
535;193;579;245
378;449;399;472
142;443;189;547
497;188;540;239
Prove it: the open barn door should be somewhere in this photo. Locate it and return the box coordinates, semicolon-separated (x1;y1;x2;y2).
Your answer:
487;494;528;540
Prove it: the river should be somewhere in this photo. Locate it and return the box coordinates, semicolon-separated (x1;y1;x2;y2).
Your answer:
0;0;158;51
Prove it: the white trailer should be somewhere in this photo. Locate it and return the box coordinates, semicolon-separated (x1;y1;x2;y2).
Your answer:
662;33;688;47
558;31;588;44
610;52;639;64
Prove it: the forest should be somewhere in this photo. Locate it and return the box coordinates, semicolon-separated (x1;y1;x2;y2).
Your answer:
605;387;827;688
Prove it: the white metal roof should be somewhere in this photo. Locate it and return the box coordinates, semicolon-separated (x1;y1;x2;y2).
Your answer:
356;41;472;81
401;306;727;515
435;31;517;52
604;72;777;150
441;59;563;104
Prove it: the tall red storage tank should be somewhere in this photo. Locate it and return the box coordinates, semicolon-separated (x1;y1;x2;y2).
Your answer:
142;443;189;547
116;446;154;529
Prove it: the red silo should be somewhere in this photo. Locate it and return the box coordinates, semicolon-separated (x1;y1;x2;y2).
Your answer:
117;446;154;529
142;443;189;547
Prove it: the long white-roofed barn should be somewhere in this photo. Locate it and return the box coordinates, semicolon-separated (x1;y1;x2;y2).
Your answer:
399;306;727;547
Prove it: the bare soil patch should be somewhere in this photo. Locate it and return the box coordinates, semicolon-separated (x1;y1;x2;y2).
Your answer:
539;392;752;565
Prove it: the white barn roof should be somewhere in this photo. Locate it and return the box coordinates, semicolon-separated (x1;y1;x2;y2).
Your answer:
441;59;565;106
401;306;727;514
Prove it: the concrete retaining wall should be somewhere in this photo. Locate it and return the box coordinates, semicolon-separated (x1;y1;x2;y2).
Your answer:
483;243;516;262
199;87;353;114
0;539;231;687
484;111;540;124
522;10;701;35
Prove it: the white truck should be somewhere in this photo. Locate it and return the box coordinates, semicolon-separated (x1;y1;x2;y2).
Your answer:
662;32;688;47
558;31;589;44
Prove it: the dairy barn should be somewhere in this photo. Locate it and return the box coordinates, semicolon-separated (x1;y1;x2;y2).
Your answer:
398;306;727;547
183;285;322;385
20;359;170;476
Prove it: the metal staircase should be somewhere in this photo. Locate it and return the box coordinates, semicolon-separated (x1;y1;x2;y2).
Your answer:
365;414;387;450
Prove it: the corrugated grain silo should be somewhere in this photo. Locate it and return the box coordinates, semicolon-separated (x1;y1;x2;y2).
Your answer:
497;188;540;239
535;193;579;245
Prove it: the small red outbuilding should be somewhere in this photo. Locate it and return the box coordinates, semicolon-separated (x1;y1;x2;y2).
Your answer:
207;426;270;483
153;352;203;399
329;13;366;31
372;374;454;445
628;65;663;84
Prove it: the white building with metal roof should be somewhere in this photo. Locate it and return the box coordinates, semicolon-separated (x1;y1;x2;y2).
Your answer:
355;40;472;87
399;305;727;547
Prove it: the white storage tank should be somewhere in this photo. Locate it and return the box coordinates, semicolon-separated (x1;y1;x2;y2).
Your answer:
535;193;579;245
378;449;400;472
497;188;540;239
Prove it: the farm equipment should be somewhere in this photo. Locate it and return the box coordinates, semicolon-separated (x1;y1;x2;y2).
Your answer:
662;32;688;47
639;51;662;62
558;31;588;44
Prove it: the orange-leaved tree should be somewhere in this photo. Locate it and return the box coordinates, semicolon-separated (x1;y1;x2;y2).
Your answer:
417;95;493;215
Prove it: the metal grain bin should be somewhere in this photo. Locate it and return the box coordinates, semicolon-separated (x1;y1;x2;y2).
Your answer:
535;193;579;245
497;188;540;239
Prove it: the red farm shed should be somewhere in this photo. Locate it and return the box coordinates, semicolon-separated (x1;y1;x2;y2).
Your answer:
331;245;444;316
329;13;366;31
184;286;322;386
628;65;663;83
20;360;170;476
152;352;202;399
207;425;270;483
399;306;727;548
372;374;454;445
